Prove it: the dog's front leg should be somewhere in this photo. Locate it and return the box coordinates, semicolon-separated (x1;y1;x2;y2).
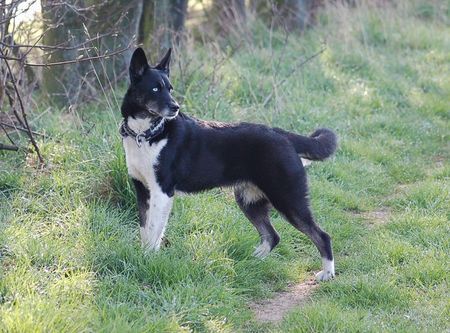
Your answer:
132;178;150;228
140;189;173;251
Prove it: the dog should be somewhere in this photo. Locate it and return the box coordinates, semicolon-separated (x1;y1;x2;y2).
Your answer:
120;48;337;281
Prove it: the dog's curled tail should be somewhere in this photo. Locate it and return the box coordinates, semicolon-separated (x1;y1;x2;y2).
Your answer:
275;128;338;161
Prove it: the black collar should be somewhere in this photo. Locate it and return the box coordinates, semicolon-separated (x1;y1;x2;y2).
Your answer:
119;117;166;147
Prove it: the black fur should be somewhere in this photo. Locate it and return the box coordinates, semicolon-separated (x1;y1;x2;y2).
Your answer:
235;194;280;252
122;48;337;263
273;127;337;160
132;179;150;227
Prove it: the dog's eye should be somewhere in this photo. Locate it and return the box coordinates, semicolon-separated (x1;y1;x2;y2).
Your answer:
152;87;159;92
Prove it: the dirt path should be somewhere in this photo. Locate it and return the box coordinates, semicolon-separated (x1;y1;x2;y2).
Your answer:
359;208;391;227
250;279;318;323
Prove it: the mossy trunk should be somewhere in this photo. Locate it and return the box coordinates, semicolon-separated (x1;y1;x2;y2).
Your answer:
85;0;143;86
41;0;86;106
138;0;188;60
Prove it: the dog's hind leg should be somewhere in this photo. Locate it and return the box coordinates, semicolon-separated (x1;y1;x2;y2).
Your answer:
235;187;280;258
283;202;335;281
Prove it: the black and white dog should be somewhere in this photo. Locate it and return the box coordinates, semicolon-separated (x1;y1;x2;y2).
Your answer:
120;48;337;281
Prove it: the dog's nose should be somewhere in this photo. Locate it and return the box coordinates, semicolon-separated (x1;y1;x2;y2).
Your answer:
169;103;179;113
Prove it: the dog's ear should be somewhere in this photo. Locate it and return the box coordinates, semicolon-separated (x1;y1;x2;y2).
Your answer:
129;48;149;84
155;48;171;76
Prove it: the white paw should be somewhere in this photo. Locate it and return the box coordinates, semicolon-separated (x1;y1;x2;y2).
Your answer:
253;241;271;259
142;243;159;253
315;258;335;282
315;269;335;281
301;158;313;167
140;227;161;251
141;238;161;252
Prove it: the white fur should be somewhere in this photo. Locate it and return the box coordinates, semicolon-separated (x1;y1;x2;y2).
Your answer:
315;258;335;281
301;158;312;167
127;116;154;134
139;191;173;250
165;110;179;120
235;182;266;205
253;240;271;259
123;117;173;251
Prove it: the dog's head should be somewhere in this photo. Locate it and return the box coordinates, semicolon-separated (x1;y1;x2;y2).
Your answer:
122;48;179;119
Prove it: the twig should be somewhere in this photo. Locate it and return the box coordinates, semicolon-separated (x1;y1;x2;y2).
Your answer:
0;43;133;67
0;122;16;144
0;122;47;137
0;31;113;51
5;89;25;127
0;143;19;151
262;47;326;107
20;24;49;59
0;48;44;165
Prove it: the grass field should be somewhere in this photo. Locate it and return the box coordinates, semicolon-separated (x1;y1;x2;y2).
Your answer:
1;1;449;332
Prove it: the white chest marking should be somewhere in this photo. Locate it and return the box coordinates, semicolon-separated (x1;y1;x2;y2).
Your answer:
122;116;168;190
122;117;173;251
123;136;168;189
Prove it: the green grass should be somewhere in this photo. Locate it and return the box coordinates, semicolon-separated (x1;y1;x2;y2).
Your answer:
1;1;449;332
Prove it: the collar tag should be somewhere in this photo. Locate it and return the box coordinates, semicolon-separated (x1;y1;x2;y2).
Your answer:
120;117;168;146
135;133;144;147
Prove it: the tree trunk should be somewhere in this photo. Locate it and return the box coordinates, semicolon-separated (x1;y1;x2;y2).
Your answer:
153;0;172;51
138;0;155;51
139;0;188;60
86;0;143;85
171;0;189;44
41;0;86;106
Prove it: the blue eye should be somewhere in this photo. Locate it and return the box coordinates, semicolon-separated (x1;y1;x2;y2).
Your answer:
152;87;159;92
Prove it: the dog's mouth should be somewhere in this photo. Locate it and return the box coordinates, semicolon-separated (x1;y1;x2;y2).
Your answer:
148;110;160;117
138;107;159;118
164;110;179;120
132;109;158;119
138;105;179;120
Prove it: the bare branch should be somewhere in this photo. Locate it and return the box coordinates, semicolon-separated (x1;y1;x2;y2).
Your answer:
0;48;44;165
0;142;19;151
0;122;16;144
0;42;134;67
0;122;47;138
0;31;115;51
4;88;26;127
